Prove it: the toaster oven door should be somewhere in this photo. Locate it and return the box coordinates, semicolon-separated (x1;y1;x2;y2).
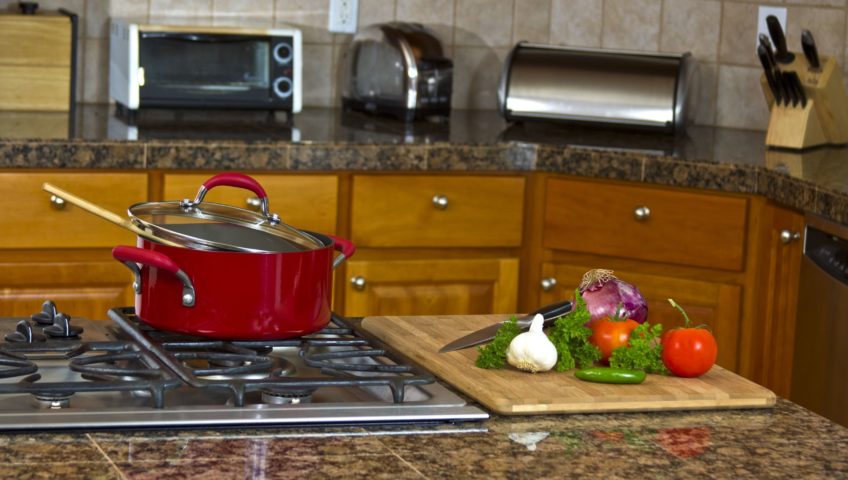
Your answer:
138;33;290;109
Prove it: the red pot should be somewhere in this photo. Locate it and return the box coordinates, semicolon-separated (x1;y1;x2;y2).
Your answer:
112;173;355;340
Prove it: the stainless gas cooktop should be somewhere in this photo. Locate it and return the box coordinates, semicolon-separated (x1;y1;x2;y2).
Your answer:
0;302;487;431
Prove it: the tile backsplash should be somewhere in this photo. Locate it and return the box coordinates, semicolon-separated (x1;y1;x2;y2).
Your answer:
2;0;845;130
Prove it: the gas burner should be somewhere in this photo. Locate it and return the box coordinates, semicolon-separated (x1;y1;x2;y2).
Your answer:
0;350;38;379
4;321;45;343
261;387;315;405
69;349;167;380
170;350;274;379
33;392;72;410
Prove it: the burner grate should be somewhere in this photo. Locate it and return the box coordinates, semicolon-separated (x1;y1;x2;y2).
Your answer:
108;307;436;407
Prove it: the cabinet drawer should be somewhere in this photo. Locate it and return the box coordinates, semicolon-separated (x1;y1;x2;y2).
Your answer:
352;175;525;247
544;178;748;271
0;173;147;249
163;174;338;235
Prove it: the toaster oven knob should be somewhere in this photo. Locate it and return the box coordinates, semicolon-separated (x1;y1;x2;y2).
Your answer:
273;43;293;65
273;77;293;99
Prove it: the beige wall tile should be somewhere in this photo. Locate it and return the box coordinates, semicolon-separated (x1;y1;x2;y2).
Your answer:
451;47;507;109
719;2;759;67
549;0;602;47
660;0;721;60
82;37;110;104
396;0;455;45
86;1;148;39
602;0;661;51
213;0;274;27
786;6;846;63
150;0;212;17
109;0;150;19
693;62;718;125
301;44;334;107
786;0;845;6
513;0;550;44
455;0;513;47
716;65;770;129
275;0;332;44
358;0;395;28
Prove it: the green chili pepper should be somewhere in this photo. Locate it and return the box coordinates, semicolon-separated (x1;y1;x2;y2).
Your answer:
574;367;646;384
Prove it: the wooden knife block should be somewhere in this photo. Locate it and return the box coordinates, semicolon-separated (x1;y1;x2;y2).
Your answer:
760;55;848;150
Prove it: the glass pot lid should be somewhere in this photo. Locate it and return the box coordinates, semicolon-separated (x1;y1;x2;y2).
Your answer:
128;173;324;253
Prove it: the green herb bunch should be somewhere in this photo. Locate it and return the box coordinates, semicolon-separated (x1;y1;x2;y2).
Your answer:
547;290;601;371
609;322;668;374
475;317;522;369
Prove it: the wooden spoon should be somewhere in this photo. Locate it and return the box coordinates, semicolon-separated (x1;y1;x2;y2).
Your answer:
42;182;183;248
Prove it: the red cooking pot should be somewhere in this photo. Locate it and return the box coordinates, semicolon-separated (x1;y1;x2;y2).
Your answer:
112;173;355;340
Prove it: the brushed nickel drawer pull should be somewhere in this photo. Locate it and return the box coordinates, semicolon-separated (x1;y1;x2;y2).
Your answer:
633;206;651;221
540;277;557;292
49;195;66;210
780;230;801;244
432;194;449;210
350;276;366;291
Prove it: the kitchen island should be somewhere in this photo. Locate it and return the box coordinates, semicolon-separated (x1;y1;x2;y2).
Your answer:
1;399;845;479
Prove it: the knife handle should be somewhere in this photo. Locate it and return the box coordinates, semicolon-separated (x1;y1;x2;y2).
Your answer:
758;45;782;105
767;15;794;63
801;29;820;70
517;299;573;327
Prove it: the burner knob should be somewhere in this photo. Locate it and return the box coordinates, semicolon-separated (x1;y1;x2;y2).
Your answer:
5;320;46;343
43;313;83;338
31;300;59;325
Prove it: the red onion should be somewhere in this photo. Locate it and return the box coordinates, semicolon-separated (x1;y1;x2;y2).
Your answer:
579;269;648;324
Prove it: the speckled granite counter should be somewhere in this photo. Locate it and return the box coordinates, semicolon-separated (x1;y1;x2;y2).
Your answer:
1;106;846;226
1;399;845;479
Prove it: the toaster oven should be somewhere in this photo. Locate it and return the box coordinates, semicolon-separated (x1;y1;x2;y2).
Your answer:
109;20;301;116
340;22;452;122
498;43;697;133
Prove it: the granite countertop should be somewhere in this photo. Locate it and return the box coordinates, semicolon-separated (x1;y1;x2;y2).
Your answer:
3;399;845;479
0;106;846;225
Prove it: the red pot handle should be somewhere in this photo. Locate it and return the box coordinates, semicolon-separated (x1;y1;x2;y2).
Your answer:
328;235;356;269
181;173;280;225
112;246;196;308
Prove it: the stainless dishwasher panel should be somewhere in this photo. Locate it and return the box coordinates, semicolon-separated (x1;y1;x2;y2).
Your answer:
790;221;848;427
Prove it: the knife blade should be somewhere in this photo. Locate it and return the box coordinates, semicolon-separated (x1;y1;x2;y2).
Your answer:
767;15;795;64
438;299;573;353
758;44;782;105
788;71;807;107
801;29;821;70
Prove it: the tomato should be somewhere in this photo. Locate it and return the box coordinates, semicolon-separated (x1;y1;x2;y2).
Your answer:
661;328;717;377
589;317;639;362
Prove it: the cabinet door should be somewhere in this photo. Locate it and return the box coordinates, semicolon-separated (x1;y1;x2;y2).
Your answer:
342;258;519;317
0;251;134;320
747;205;804;397
540;263;742;371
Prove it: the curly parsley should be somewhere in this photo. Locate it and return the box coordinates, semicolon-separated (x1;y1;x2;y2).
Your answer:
475;317;522;369
609;322;668;374
547;290;601;371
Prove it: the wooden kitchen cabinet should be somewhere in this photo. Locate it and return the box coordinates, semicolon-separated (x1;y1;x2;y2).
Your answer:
0;172;148;320
341;257;519;317
539;262;742;371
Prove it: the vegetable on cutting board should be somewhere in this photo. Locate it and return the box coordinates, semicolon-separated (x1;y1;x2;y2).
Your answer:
579;269;648;325
475;317;521;369
608;322;668;374
574;367;646;384
547;290;602;371
588;305;640;363
662;299;718;378
506;314;557;373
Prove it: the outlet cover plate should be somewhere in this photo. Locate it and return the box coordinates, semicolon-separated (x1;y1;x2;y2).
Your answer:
329;0;358;34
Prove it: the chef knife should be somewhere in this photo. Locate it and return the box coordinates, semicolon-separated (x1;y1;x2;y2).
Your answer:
758;44;783;105
438;299;573;353
767;15;794;64
788;71;807;107
781;71;799;107
801;29;821;70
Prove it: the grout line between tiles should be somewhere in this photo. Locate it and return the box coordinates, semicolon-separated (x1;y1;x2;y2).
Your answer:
86;433;130;480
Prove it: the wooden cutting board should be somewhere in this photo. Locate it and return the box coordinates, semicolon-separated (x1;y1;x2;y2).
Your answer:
361;315;776;415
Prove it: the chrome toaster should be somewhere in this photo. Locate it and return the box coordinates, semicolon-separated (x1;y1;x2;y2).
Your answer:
340;22;453;122
498;43;698;133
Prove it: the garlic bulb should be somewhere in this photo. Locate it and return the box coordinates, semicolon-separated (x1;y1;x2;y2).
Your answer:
506;314;557;373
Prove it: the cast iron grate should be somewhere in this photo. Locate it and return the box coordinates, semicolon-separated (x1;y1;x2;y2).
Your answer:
108;307;436;407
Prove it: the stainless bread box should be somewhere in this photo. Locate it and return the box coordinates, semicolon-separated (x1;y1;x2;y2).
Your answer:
498;43;697;133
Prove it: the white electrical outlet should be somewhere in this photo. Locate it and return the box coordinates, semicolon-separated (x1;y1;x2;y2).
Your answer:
757;6;787;49
328;0;358;34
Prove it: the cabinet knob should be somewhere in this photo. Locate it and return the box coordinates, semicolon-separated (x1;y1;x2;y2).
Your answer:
49;195;66;210
245;197;262;211
633;206;651;221
350;276;366;291
432;194;449;210
540;277;557;292
780;230;801;244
